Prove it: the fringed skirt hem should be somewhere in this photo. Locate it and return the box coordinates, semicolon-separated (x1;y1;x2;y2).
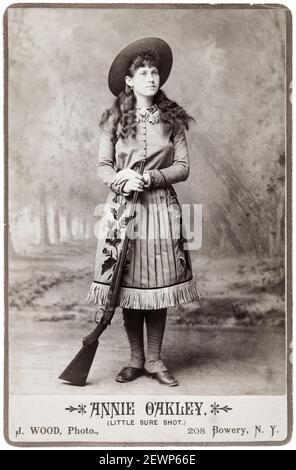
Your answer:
85;278;201;310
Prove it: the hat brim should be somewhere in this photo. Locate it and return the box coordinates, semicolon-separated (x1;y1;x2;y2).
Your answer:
108;37;173;97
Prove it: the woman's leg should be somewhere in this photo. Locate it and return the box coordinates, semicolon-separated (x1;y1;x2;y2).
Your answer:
144;308;178;386
122;307;145;369
144;308;168;373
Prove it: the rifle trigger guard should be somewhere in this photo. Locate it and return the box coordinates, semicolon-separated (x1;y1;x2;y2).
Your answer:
94;307;105;325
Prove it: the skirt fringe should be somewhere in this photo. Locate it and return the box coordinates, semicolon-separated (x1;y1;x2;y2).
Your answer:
85;278;201;310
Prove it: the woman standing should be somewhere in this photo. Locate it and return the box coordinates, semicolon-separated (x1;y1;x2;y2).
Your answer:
86;38;200;387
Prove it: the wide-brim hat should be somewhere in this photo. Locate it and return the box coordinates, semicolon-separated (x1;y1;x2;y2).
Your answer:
108;37;173;97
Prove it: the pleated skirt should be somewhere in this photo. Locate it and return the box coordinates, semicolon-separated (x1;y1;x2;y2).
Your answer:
85;185;200;309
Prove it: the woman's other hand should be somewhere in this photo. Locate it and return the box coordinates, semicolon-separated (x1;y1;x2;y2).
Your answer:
142;171;150;187
112;168;143;186
122;176;145;194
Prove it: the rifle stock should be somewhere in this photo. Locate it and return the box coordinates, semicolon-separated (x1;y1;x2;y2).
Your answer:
58;341;99;386
59;161;145;386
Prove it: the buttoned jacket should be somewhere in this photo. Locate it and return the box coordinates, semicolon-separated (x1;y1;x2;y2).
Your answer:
97;117;190;193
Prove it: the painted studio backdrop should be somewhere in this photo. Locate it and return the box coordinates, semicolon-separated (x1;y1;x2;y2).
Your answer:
8;6;286;395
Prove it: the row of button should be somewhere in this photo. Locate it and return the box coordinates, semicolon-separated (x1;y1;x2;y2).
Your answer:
140;120;147;160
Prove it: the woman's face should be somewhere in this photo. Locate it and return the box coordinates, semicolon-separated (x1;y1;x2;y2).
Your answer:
126;65;160;99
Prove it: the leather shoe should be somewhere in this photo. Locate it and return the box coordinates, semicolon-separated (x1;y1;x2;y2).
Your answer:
149;370;179;387
115;367;144;383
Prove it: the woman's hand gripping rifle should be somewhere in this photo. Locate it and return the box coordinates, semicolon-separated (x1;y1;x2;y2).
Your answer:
58;160;146;386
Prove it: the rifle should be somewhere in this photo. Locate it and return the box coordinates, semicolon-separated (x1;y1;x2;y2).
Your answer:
59;160;145;386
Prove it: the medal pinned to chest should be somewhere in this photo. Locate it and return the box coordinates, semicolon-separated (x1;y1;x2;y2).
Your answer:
135;104;160;124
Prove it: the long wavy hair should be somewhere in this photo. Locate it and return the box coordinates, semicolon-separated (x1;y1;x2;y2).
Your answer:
100;50;195;142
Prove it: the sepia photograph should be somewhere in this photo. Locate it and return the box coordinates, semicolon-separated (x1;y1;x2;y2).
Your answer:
5;3;291;446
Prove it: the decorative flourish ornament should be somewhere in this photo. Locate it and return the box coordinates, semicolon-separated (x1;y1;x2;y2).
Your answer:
135;105;160;124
